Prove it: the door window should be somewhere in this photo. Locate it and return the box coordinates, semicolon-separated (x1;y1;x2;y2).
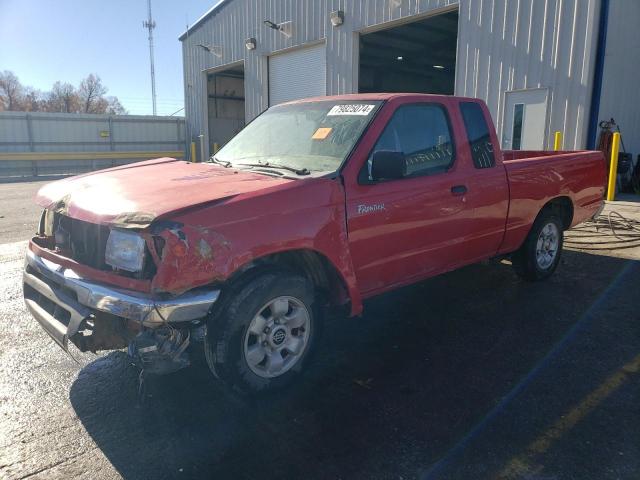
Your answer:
512;103;524;150
361;103;454;182
502;88;548;150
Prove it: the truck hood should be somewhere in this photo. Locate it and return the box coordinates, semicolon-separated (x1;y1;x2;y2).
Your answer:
35;158;293;228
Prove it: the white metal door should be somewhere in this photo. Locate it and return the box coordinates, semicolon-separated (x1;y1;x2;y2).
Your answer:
503;89;549;150
269;43;326;106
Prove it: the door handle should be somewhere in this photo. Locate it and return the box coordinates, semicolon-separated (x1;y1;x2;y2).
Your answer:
451;185;468;196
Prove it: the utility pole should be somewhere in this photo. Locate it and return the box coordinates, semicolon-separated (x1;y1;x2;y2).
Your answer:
143;0;157;115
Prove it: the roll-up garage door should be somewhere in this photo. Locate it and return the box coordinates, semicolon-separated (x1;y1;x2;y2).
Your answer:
269;43;326;106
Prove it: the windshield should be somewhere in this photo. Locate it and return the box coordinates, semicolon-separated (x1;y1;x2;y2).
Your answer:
215;100;382;174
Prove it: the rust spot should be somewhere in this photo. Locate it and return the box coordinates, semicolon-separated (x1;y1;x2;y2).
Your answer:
197;238;213;259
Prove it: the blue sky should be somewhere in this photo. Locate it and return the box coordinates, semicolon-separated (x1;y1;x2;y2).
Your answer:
0;0;215;116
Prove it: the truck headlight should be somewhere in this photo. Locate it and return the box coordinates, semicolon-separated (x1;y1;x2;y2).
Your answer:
105;229;146;272
39;209;55;236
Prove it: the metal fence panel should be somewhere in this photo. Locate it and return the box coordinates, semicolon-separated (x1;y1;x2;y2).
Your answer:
0;111;186;178
0;113;30;149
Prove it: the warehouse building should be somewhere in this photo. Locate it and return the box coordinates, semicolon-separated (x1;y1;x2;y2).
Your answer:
180;0;639;166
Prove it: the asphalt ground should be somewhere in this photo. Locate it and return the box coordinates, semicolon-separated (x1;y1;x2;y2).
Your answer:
0;179;639;480
0;178;51;244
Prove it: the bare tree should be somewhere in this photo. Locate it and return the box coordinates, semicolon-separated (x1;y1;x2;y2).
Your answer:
78;74;107;113
0;70;24;110
105;96;128;115
0;71;128;115
23;87;45;111
47;81;79;113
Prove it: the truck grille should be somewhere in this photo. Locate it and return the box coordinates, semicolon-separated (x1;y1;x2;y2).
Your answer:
53;212;110;269
45;211;156;279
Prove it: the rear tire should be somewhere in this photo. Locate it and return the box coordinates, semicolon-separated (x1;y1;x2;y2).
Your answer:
204;272;318;395
512;212;563;281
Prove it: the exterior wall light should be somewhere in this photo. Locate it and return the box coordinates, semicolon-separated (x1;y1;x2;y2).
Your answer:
245;37;257;50
330;10;344;27
263;19;293;38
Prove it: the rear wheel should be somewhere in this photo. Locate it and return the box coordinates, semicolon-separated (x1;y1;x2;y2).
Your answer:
204;272;318;395
512;212;563;281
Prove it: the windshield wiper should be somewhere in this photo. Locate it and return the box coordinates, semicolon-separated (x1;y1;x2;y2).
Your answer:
236;162;310;176
209;156;232;168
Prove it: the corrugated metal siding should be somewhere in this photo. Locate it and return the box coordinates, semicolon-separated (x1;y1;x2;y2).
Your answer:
182;0;601;151
456;0;600;150
0;114;29;152
0;112;185;153
181;0;456;149
598;0;640;156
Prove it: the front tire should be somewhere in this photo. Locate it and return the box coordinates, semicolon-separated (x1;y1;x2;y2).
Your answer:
512;212;564;281
204;272;318;395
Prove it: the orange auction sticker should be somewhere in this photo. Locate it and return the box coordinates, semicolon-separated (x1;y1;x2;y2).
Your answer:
312;127;333;140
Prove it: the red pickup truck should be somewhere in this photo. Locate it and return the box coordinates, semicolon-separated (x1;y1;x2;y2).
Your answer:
24;94;606;394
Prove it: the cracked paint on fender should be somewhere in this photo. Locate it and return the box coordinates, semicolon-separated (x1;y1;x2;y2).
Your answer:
151;177;363;314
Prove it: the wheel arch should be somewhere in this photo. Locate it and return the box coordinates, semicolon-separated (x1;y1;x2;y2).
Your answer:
223;248;353;311
540;196;574;230
502;195;575;255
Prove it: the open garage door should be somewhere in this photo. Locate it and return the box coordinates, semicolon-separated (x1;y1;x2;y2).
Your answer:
207;63;245;152
269;43;326;106
359;10;458;94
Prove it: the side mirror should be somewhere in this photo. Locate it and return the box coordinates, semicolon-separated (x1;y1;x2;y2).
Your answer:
371;150;405;181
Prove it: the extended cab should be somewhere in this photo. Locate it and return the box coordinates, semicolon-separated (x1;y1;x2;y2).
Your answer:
23;94;606;393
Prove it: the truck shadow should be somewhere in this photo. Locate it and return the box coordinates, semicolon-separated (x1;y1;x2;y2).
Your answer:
69;250;638;479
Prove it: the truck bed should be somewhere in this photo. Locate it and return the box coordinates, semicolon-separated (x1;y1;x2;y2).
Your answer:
499;150;607;254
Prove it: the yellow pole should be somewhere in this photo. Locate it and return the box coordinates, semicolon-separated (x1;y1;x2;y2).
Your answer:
553;131;563;151
213;143;220;154
606;132;621;201
190;141;197;163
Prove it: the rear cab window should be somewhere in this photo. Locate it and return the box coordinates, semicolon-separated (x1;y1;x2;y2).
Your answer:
459;101;495;169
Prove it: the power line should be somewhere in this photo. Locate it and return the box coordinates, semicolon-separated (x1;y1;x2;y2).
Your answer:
119;100;183;105
118;96;183;101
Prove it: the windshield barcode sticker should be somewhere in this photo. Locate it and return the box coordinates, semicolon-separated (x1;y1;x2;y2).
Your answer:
327;104;375;116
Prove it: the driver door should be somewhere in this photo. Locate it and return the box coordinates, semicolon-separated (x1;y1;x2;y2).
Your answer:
344;100;475;297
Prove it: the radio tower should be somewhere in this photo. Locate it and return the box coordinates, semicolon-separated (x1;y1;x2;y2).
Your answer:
143;0;157;115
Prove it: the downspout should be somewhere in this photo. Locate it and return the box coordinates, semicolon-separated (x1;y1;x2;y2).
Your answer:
586;0;610;149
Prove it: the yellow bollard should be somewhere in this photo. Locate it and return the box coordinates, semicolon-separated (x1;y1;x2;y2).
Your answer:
553;131;563;151
606;132;621;201
190;141;197;163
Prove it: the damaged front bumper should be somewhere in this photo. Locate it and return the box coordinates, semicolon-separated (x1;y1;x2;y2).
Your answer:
23;248;220;352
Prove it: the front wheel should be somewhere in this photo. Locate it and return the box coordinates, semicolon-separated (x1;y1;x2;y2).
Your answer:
204;272;318;395
512;212;564;281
